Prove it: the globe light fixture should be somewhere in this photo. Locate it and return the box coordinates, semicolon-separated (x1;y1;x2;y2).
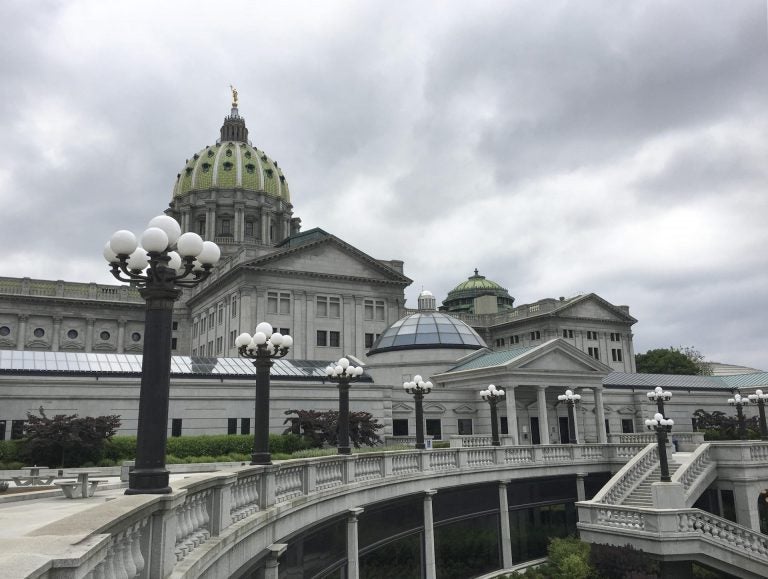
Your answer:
747;390;768;440
403;375;434;450
647;386;672;416
728;393;750;440
326;358;365;455
105;215;220;494
557;389;582;444
645;412;675;482
480;384;506;446
235;323;292;464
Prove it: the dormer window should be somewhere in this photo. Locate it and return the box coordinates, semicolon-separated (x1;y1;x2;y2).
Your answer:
245;163;255;174
201;163;211;173
244;151;251;158
207;150;215;158
225;149;233;157
185;168;193;176
223;161;234;171
265;168;274;178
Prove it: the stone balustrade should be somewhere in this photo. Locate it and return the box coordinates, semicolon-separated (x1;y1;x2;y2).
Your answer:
606;431;704;451
590;443;658;505
20;444;637;579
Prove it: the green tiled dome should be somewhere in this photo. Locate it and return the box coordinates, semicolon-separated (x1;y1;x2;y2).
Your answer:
441;269;515;314
172;141;290;203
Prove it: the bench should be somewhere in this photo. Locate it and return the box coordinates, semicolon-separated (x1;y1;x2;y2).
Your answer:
54;479;108;499
12;475;56;487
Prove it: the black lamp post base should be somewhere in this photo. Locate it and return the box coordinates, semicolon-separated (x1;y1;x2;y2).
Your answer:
125;468;172;495
250;452;272;465
415;442;425;450
338;446;351;455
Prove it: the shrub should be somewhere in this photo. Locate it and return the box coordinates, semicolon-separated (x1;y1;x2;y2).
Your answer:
103;436;137;462
0;440;21;463
283;409;384;448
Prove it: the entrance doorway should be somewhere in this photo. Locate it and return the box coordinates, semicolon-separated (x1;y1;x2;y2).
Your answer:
530;417;541;445
559;416;569;444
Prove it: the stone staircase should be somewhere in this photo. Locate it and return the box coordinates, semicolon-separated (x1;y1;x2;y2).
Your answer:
621;458;681;507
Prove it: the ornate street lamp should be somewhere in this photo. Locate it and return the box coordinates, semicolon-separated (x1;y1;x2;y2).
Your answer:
235;323;293;465
403;375;433;450
647;386;672;416
748;390;768;441
645;412;674;482
104;215;220;494
480;384;506;446
728;393;750;440
326;358;364;455
557;389;582;444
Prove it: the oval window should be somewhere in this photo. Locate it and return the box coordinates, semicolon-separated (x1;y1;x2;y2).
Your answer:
67;329;78;339
33;328;45;338
131;332;141;342
0;326;10;337
100;331;111;340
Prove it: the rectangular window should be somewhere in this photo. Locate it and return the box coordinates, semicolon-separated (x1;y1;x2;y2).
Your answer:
218;304;224;324
510;335;520;344
171;337;177;350
279;328;290;336
611;348;623;362
621;419;634;434
393;419;409;436
208;312;214;328
364;299;386;321
495;338;505;347
605;419;611;435
530;330;540;341
172;321;178;331
588;347;600;360
375;302;385;321
197;219;206;235
500;416;508;435
457;418;473;435
330;331;340;348
208;340;214;356
0;420;5;440
317;296;328;317
220;219;231;235
200;318;206;333
193;321;198;337
329;297;341;318
227;418;237;435
192;348;197;356
365;333;375;348
171;419;182;437
562;329;574;338
10;420;24;440
587;331;598;340
426;419;442;440
229;330;237;348
231;295;238;318
216;336;223;353
245;221;254;237
268;291;291;315
240;418;250;435
610;332;621;341
317;330;327;347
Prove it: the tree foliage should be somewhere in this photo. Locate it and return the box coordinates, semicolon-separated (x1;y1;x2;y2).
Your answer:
635;346;709;375
692;408;759;440
20;407;121;467
283;409;383;448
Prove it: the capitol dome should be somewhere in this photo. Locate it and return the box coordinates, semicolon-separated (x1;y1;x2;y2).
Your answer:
440;269;514;314
368;311;487;355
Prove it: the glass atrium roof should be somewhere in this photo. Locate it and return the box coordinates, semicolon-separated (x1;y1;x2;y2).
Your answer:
0;350;365;381
369;311;486;354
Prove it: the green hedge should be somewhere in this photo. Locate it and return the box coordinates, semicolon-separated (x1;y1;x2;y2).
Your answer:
103;433;312;462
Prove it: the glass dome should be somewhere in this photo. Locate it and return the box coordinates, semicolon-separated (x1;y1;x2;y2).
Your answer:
368;312;487;354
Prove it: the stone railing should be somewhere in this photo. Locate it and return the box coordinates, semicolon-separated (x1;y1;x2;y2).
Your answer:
672;443;716;507
578;503;768;577
606;431;704;451
0;276;142;303
449;435;515;447
23;445;630;579
590;443;658;505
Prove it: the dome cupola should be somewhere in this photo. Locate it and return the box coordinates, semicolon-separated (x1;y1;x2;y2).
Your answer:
440;269;514;314
368;311;486;355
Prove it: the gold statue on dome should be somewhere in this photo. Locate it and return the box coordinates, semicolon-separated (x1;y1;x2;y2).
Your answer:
229;85;239;107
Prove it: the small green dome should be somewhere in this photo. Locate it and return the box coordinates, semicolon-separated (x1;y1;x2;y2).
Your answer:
441;269;515;314
172;141;290;203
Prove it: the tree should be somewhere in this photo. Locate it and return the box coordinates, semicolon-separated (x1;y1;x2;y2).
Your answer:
21;407;121;467
283;409;383;448
635;346;708;375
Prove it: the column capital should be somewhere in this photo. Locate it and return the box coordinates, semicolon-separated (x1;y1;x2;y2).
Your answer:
348;507;364;520
537;384;547;392
18;314;29;322
425;489;437;497
52;316;63;324
499;479;510;487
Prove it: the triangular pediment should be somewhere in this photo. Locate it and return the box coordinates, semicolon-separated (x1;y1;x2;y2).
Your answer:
556;294;637;323
518;349;604;372
392;402;414;413
423;402;447;414
452;404;478;415
244;234;410;284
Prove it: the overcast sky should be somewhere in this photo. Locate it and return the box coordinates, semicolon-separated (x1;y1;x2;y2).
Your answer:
1;0;767;369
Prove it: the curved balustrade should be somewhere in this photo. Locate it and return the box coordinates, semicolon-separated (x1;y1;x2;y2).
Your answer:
591;443;658;505
672;443;715;506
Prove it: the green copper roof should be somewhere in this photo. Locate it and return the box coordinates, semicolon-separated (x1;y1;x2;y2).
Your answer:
172;141;290;203
441;269;515;313
450;269;505;293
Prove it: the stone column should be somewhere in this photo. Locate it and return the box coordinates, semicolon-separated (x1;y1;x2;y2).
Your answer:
537;385;550;444
424;489;437;579
16;314;27;350
576;472;587;501
343;295;354;354
292;291;305;359
117;318;126;353
498;480;513;568
732;481;761;532
51;316;62;351
347;507;364;579
264;543;288;579
206;203;217;240
504;386;518;444
593;387;608;443
85;318;95;352
261;210;270;244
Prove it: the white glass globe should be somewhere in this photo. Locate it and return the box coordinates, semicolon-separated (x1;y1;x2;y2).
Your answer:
197;241;221;265
256;322;273;336
281;335;293;348
167;251;182;272
235;333;252;348
326;365;335;376
425;381;433;390
414;375;423;384
126;248;149;271
253;332;267;345
147;215;181;246
141;227;169;253
355;366;364;376
338;358;350;369
176;232;204;258
110;230;138;256
270;332;283;346
103;241;119;264
335;365;343;374
498;389;505;396
654;413;663;421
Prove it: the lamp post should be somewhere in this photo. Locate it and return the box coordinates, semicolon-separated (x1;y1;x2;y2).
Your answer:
104;215;220;494
235;323;292;465
647;386;672;416
557;389;582;444
326;358;364;455
645;412;674;482
728;393;750;440
403;375;433;449
480;384;506;446
748;390;768;441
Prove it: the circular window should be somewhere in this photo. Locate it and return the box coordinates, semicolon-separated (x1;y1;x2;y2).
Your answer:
131;332;141;342
67;329;78;339
33;328;45;338
100;331;111;340
0;326;10;337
